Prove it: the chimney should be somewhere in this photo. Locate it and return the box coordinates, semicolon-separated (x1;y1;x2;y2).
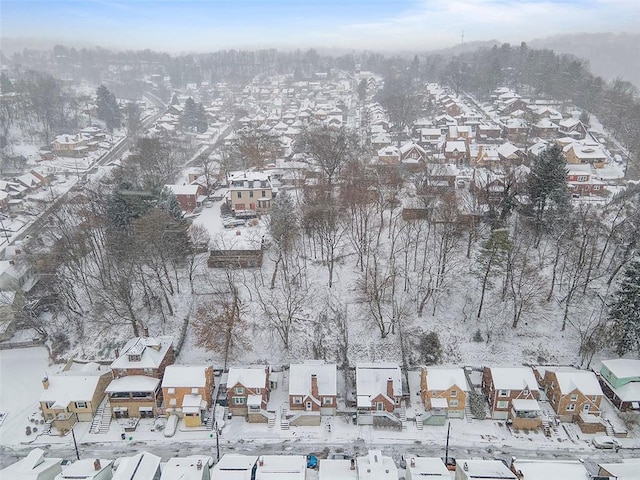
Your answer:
463;462;468;472
311;374;319;399
258;457;264;467
143;326;149;337
350;459;355;470
94;459;101;471
114;348;120;358
509;457;518;475
410;457;416;468
197;459;203;470
42;377;49;389
387;377;394;399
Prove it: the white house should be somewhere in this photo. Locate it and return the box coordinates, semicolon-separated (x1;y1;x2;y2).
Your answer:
112;452;161;480
212;454;258;480
160;456;214;480
255;456;307;480
356;450;397;480
405;457;450;480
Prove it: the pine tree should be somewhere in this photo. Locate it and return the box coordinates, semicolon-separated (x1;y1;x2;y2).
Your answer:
609;258;640;356
180;97;198;132
196;103;208;133
524;144;571;245
125;101;141;140
96;84;122;132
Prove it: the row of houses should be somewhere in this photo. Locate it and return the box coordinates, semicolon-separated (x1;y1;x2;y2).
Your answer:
5;447;639;480
36;334;640;436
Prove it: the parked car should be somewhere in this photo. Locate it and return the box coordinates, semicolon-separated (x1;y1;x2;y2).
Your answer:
592;436;619;449
223;218;245;228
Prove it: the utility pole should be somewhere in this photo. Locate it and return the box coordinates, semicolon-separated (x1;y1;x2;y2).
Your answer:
71;425;80;460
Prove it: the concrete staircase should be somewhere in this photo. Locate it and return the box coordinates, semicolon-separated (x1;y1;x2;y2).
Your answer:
205;407;215;430
416;416;424;430
89;400;111;434
280;406;289;430
398;407;407;421
541;418;551;437
603;419;615;436
465;402;473;423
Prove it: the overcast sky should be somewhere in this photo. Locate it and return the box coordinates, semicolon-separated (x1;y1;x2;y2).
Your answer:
1;0;638;53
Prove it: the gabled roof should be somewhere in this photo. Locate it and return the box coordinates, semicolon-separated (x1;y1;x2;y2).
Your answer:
551;369;603;396
600;359;640;380
424;367;468;392
289;361;337;397
212;454;258;480
162;365;210;389
112;452;161;480
161;456;215;480
489;367;538;391
356;363;402;407
111;336;173;371
227;366;267;389
40;374;105;406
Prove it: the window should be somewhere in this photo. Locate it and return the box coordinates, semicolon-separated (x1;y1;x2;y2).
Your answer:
128;354;141;362
583;404;590;412
132;391;150;398
523;389;529;396
497;401;509;409
570;394;578;401
167;388;175;394
499;390;509;397
449;399;459;408
292;396;303;404
169;398;177;406
191;388;199;394
74;401;87;409
254;388;261;394
591;396;598;402
143;368;153;376
593;185;600;191
237;191;242;198
323;397;332;405
376;402;384;411
451;390;457;397
262;190;266;197
234;387;245;395
577;176;587;182
567;403;575;412
395;397;401;405
233;397;246;405
249;191;254;198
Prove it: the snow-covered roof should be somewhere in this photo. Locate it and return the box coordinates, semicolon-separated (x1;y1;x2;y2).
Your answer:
405;457;450;478
489;367;538;391
455;459;516;480
227;366;267;389
497;142;521;159
40;375;104;406
182;394;206;413
162;365;209;389
424;367;468;392
105;375;160;393
161;456;215;480
255;455;307;480
165;184;200;196
289;362;337;397
512;459;588;480
58;458;113;479
112;452;161;480
0;448;63;478
511;399;541;411
319;459;357;480
356;363;402;407
552;369;603;396
599;460;640;479
212;454;258;480
356;450;397;480
430;397;448;409
111;336;173;370
600;359;640;380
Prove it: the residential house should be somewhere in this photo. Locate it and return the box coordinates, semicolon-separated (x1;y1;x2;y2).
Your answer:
39;363;112;434
443;141;469;166
377;146;400;165
356;450;397;480
471;146;500;169
54;458;113;480
52;134;88;158
532;118;559;138
420;128;442;150
558;118;588;139
499;98;530;116
399;142;427;164
226;171;275;214
566;164;607;197
496;142;524;164
598;460;640;480
318;458;357;480
476;124;502;142
564;142;607;168
482;367;541;430
112;452;161;480
212;455;257;480
356;363;402;413
503;118;529;144
470;168;507;205
163;184;206;212
454;459;517;480
289;361;337;415
598;359;640;411
226;366;270;417
423;164;458;193
161;456;214;480
255;456;307;480
107;336;175;419
510;458;590;480
405;457;450;480
0;448;63;480
0;259;34;292
420;367;468;419
371;132;392;151
542;368;603;428
162;365;214;427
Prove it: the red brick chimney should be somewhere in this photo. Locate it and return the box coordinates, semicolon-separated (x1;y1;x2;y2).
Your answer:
387;377;394;399
311;374;319;399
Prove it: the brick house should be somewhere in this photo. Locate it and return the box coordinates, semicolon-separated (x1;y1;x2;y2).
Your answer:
420;367;468;418
443;140;469;166
289;361;337;415
106;336;175;419
482;367;541;430
542;368;603;423
558;118;588;139
226;366;270;417
163;184;206;212
356;363;402;413
566;164;607;197
162;365;215;427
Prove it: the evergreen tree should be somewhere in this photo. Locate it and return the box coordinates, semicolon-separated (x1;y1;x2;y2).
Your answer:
170;93;180;105
196;103;208;133
609;258;640;356
96;84;122;132
0;73;13;94
125;101;142;140
524;144;571;246
180;97;198;132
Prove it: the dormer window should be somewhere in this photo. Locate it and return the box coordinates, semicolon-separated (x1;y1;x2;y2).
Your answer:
128;354;141;362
